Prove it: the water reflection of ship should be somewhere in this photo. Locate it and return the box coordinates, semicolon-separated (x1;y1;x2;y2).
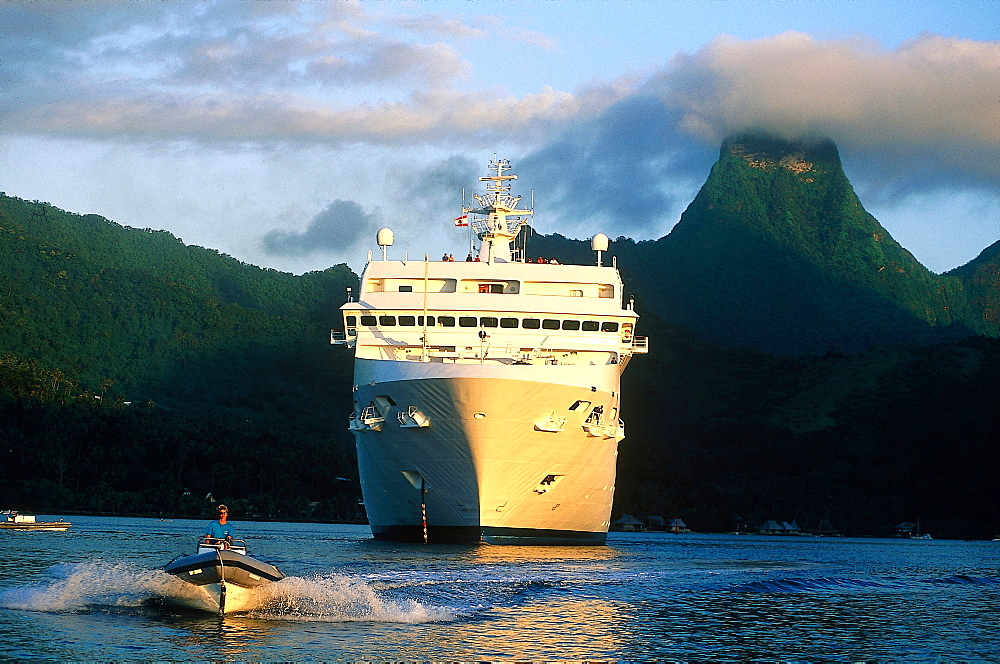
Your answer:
465;543;621;566
410;592;623;656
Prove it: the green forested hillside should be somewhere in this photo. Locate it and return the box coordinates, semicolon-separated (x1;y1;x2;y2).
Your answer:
0;355;361;521
946;240;1000;335
0;193;360;518
0;194;355;399
617;330;1000;539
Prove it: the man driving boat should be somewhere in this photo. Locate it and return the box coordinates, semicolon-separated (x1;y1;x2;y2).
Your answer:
204;504;236;546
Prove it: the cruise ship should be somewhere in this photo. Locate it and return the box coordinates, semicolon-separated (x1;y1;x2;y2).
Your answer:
332;158;647;544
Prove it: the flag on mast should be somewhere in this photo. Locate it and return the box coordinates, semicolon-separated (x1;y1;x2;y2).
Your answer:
454;215;469;227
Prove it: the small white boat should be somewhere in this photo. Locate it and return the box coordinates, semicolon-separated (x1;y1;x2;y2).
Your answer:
0;511;72;532
163;536;285;614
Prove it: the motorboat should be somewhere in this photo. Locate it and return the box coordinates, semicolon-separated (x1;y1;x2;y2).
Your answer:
0;511;72;531
163;536;285;614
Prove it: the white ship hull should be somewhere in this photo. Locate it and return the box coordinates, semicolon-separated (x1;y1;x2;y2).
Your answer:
353;358;622;544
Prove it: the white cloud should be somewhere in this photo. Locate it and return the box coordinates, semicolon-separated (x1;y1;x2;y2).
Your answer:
659;32;1000;159
0;0;595;145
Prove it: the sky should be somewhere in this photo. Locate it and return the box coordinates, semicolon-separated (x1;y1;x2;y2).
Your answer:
1;0;998;275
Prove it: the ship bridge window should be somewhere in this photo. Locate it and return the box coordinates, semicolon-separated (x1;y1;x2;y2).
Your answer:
601;321;620;332
360;315;377;326
522;281;614;297
379;315;396;326
346;315;357;326
459;316;478;327
380;278;456;293
417;315;435;326
464;279;518;294
480;317;498;327
562;320;581;331
438;316;455;327
582;321;599;332
500;318;518;328
399;316;416;326
523;318;541;329
542;319;560;330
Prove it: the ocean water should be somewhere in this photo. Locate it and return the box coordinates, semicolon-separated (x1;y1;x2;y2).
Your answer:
1;516;998;660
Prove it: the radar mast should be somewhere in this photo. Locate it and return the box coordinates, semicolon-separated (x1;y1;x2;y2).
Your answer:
464;157;533;263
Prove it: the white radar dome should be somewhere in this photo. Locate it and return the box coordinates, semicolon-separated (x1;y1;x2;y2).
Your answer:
376;227;394;247
591;233;609;252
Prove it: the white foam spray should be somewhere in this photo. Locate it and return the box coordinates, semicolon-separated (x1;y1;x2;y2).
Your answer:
1;562;461;623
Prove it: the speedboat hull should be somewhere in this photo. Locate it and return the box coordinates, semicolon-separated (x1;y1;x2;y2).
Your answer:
164;549;284;613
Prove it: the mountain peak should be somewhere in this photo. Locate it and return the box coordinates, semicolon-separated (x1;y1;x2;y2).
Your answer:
642;134;977;353
721;132;841;172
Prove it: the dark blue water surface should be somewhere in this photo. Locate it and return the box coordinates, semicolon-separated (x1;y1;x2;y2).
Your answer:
1;516;998;660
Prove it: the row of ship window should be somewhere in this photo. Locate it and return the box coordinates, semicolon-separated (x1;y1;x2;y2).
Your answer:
346;314;620;332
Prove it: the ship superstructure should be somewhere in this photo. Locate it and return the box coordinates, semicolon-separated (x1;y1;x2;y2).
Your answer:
332;158;647;544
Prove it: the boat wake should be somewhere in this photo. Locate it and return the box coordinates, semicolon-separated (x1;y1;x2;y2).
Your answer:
0;562;461;623
0;561;175;613
243;574;462;622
